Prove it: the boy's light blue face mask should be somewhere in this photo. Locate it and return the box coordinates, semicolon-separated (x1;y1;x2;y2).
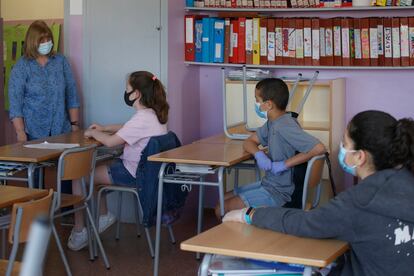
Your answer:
338;142;357;176
254;102;267;119
38;41;53;56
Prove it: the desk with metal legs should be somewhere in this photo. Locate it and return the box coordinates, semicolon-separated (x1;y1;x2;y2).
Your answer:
148;141;253;276
0;131;99;188
181;222;349;276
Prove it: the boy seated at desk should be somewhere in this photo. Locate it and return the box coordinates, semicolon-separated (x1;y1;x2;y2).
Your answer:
216;78;326;218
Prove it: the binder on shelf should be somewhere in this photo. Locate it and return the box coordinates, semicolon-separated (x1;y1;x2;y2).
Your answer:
275;18;283;65
341;18;351;67
224;18;231;64
296;18;305;66
354;18;362;67
400;17;410;66
246;18;254;64
409;17;414;66
303;18;312;66
325;18;334;66
392;17;401;66
201;17;211;63
253;18;261;65
185;15;196;62
230;19;239;63
349;19;355;66
267;18;276;65
213;19;225;63
186;0;195;7
333;18;342;66
260;18;268;65
384;17;393;67
319;19;327;65
195;20;203;62
209;18;216;63
369;17;379;67
288;18;296;65
282;18;290;65
377;18;385;66
238;17;246;64
312;18;320;66
361;18;370;67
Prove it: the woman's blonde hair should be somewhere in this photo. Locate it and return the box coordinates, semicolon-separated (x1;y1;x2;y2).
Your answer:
23;20;55;59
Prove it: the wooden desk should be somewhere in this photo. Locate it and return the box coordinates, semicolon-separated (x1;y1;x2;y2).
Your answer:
0;131;98;188
148;140;253;276
194;133;245;145
0;186;48;208
181;222;349;276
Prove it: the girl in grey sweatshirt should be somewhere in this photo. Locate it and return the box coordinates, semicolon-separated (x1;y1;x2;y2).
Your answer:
223;110;414;276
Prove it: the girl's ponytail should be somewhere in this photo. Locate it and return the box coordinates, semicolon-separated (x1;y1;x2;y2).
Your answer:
152;78;169;124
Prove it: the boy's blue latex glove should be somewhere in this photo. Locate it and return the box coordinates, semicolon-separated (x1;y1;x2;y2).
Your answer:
271;161;288;175
254;151;272;171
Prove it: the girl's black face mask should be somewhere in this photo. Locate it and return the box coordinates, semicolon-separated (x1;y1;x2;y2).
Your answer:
124;90;136;107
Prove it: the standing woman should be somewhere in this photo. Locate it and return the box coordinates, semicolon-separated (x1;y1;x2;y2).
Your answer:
8;20;80;142
224;110;414;275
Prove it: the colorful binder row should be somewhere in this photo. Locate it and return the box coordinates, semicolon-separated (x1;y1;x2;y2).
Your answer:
184;16;414;66
186;0;413;8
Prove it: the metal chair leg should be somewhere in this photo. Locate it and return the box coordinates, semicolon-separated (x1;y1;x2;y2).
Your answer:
51;224;72;276
115;192;123;240
144;227;155;258
133;194;142;237
85;206;110;269
85;212;95;261
167;225;176;244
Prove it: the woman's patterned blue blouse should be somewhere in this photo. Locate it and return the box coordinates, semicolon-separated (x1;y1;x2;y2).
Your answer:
8;54;80;139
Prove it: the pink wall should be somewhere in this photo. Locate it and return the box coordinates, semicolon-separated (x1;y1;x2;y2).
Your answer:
168;0;201;145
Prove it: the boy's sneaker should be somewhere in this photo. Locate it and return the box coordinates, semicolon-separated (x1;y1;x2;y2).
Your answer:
67;228;88;251
99;212;116;233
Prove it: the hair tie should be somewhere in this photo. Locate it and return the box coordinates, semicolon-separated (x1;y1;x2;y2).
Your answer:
152;75;157;81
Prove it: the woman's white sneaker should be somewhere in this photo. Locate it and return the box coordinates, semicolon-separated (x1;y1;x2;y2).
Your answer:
99;212;116;233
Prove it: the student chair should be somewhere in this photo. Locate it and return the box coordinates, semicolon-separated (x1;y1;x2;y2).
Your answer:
0;189;53;276
51;145;110;276
96;131;184;258
284;154;326;210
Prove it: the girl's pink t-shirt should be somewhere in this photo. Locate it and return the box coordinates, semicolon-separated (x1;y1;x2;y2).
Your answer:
116;108;167;176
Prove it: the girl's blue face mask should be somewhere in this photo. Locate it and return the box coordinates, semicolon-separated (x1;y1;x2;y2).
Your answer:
254;102;267;119
338;142;357;176
38;40;53;56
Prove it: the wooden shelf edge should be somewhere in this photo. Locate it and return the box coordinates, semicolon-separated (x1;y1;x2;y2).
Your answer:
185;61;414;70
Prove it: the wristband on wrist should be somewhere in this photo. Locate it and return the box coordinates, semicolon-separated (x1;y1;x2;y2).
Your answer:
244;207;255;224
70;121;79;126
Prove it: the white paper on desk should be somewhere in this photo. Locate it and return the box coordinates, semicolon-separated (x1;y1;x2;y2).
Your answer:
23;141;80;150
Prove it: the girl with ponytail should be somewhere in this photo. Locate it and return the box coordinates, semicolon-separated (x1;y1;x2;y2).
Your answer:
68;71;169;251
224;110;414;275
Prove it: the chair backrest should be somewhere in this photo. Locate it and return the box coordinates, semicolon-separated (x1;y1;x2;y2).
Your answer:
8;189;54;244
57;145;96;181
136;131;186;227
55;145;97;210
283;154;325;210
301;155;326;210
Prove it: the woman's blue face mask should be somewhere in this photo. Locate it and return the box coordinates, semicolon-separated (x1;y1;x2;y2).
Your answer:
38;40;53;55
338;142;357;176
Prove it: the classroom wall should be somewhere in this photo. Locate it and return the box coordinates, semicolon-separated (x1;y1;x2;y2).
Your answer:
168;0;201;144
1;0;63;20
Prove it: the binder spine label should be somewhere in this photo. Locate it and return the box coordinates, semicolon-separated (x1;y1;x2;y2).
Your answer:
312;28;320;60
361;29;370;59
275;27;283;57
296;29;304;58
326;28;333;56
369;27;379;58
354;29;362;59
378;25;384;55
392;27;401;58
334;26;341;57
260;27;267;56
268;31;275;61
401;25;409;57
384;27;393;58
320;27;326;57
304;27;312;57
